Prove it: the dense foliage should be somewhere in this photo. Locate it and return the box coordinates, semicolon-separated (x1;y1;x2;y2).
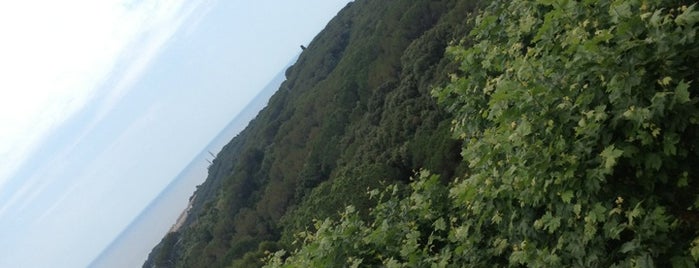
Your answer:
265;0;699;267
144;0;479;267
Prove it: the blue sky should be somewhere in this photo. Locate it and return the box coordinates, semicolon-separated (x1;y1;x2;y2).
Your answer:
0;0;351;267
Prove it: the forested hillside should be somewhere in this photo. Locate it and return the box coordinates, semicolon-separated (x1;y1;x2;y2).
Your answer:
146;0;699;267
265;0;699;267
144;0;480;267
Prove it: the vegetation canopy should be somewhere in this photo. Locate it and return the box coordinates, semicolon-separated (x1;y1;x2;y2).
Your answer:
266;0;699;267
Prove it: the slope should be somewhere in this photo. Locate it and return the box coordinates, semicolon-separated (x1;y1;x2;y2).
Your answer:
133;57;288;268
144;0;482;267
267;0;699;267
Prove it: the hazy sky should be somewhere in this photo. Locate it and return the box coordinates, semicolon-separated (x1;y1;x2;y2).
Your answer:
0;0;351;267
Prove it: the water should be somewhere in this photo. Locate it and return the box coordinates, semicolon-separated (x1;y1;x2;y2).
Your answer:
88;63;289;268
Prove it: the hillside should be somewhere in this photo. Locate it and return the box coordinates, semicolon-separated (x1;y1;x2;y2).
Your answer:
144;0;479;267
146;0;699;267
266;0;699;267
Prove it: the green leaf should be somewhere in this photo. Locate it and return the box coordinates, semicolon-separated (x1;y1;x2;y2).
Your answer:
537;212;562;233
609;0;632;23
675;81;691;104
677;172;689;187
644;153;662;171
561;190;574;204
649;9;664;26
675;4;699;26
620;240;639;253
692;236;699;261
601;145;624;170
588;203;608;224
627;202;645;226
574;204;582;217
492;237;509;255
659;76;672;86
434;218;446;232
492;212;503;224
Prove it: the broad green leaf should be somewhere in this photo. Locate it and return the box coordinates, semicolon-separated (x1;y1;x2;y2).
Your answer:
675;4;699;26
492;212;503;224
561;190;574;204
644;153;662;171
434;218;446;232
609;0;632;23
649;9;664;26
659;76;672;86
574;204;582;217
675;81;691;104
692;236;699;261
601;145;624;170
627;202;645;226
620;240;638;253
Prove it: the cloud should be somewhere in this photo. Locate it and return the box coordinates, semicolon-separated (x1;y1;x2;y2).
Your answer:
0;0;214;191
30;100;163;226
94;0;216;121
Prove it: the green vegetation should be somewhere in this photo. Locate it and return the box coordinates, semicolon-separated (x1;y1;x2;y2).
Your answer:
265;0;699;267
146;0;699;267
144;0;478;267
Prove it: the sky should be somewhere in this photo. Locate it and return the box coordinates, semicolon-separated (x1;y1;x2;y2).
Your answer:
0;0;351;267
